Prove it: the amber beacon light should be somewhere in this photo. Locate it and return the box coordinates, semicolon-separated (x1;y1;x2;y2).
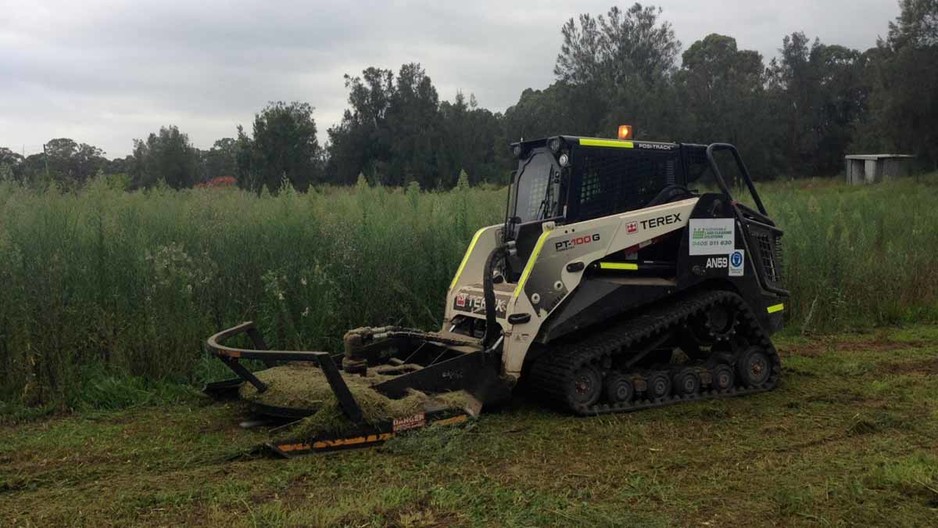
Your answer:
617;125;634;140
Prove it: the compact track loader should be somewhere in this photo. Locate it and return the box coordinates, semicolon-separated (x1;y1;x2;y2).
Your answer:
206;132;787;457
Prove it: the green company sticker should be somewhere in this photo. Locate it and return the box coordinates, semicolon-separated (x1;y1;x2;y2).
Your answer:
689;218;735;255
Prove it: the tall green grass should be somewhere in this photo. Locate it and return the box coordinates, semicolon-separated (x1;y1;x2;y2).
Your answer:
765;175;938;331
0;179;501;407
0;175;935;408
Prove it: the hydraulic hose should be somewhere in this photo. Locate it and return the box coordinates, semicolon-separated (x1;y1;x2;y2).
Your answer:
481;245;506;348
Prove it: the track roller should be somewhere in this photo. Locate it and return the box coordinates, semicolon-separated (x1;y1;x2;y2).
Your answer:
604;372;634;403
646;371;672;400
566;364;603;407
736;346;771;388
672;367;700;396
710;363;735;392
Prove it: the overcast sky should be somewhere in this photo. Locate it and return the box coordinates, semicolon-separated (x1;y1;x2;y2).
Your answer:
1;0;899;158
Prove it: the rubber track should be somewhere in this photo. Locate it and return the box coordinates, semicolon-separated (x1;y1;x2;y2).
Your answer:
528;289;781;415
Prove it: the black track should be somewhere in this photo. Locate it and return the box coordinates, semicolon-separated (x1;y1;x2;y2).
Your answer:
529;289;781;415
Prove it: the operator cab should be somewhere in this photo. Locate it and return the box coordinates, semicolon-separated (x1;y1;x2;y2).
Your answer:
503;130;775;284
505;134;692;280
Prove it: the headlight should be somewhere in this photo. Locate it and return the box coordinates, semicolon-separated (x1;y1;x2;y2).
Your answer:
548;137;562;153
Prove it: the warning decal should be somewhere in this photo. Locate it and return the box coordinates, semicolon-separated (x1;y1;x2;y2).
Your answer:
729;249;745;276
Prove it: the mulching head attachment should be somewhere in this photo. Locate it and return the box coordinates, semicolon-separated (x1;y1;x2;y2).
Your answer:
204;321;504;457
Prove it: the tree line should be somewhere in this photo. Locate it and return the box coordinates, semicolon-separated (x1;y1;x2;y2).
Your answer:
1;1;935;191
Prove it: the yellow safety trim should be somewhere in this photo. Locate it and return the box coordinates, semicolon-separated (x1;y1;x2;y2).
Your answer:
513;228;554;299
449;228;486;290
312;433;392;450
767;303;785;314
599;262;639;271
275;432;394;453
432;415;469;427
276;442;312;452
579;138;634;149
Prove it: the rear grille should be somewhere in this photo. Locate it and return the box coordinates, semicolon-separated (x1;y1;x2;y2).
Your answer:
755;233;779;283
746;223;784;291
774;234;784;280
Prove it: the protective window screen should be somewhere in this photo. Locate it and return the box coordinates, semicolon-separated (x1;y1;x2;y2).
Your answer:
513;150;559;223
576;148;679;219
523;169;550;219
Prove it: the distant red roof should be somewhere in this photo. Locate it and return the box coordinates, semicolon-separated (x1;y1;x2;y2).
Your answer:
196;176;236;188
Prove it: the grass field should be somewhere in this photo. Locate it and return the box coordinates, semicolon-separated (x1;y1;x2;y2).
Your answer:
2;326;936;527
0;175;936;411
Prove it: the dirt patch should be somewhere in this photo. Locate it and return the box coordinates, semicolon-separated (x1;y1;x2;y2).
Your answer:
366;494;460;528
880;357;938;376
780;338;927;358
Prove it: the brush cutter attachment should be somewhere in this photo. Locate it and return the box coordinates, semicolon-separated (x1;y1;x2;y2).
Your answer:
204;321;507;456
205;321;368;422
341;326;512;403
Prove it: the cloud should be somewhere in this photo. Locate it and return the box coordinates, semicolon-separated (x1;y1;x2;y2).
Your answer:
0;0;897;157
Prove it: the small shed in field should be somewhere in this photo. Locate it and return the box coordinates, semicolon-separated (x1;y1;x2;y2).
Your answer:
844;154;915;184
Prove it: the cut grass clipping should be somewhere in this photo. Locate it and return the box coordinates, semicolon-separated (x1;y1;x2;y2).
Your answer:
239;364;472;436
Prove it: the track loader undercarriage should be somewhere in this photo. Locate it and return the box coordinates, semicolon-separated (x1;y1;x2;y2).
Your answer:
529;289;780;414
205;135;788;456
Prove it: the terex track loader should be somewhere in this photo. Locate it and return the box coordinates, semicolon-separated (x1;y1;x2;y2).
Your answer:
206;132;788;457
